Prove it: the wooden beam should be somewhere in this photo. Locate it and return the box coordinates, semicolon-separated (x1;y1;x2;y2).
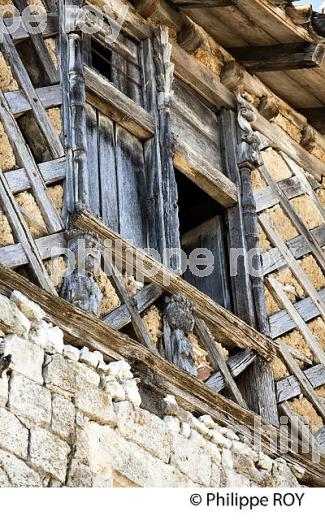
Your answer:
300;108;325;134
4;85;62;117
173;139;237;208
4;158;66;195
206;350;256;392
3;14;58;43
228;43;325;72
172;0;238;7
72;209;278;361
0;232;66;269
84;66;155;140
0;264;324;485
270;288;325;339
277;362;325;403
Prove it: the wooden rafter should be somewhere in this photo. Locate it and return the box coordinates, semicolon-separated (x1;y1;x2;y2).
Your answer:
277;362;325;403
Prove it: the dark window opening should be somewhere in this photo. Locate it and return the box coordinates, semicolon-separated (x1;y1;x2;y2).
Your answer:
91;39;113;81
175;169;232;311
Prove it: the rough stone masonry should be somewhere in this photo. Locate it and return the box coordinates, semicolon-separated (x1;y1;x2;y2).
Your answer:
0;291;302;487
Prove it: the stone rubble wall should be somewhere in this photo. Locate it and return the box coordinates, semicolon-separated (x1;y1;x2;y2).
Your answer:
0;291;303;487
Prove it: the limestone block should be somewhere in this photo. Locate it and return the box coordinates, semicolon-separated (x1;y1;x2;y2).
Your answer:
267;458;300;487
0;448;42;487
29;322;64;354
85;422;196;487
0;373;8;407
9;372;51;427
107;360;133;382
0;407;29;458
198;414;216;429
180;421;191;438
29;427;70;483
10;291;45;322
220;467;251;487
233;453;267;486
232;440;259;462
75;379;116;425
189;415;212;438
222;448;233;469
0;295;31;337
79;346;103;369
63;345;80;362
164;416;180;434
66;459;93;487
75;362;100;387
97;361;111;375
105;379;126;401
0;467;10;487
43;354;78;396
3;335;44;384
219;427;240;441
51;394;75;442
210;429;232;449
170;433;212;486
122;379;142;407
211;463;221;487
114;401;171;463
257;452;273;471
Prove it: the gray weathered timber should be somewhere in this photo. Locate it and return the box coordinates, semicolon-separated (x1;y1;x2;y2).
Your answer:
98;114;119;231
229;43;325;72
4;157;65;195
172;0;238;6
0;232;65;269
73;209;279;361
0;265;324;486
5;84;62;117
0;29;63;158
259;213;325;319
277;362;325;403
206;350;256;392
262;224;325;276
220;108;256;326
103;283;163;330
0;92;63;233
266;276;325;365
111;31;142;106
115;125;148;249
3;14;58;42
259;163;325;273
84;66;155;140
278;343;325;422
195;317;247;407
0;170;57;295
182;216;232;310
270;288;325;339
85;104;100;217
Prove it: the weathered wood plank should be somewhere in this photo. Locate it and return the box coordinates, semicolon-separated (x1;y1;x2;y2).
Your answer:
85;104;100;217
4;85;62;117
195;317;247;408
84;66;155;140
3;14;58;42
0;92;63;233
98;114;119;231
72;209;279;361
0;232;65;269
277;362;325;403
103;283;163;330
259;163;325;273
0;264;324;486
0;30;63;158
229;43;325;72
278;343;325;422
206;350;256;392
4;158;65;195
266;276;325;365
262;224;325;276
0;170;57;294
259;213;325;319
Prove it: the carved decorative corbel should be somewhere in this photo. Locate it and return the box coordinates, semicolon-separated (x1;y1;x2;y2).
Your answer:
61;229;102;316
163;294;197;376
153;26;175;111
237;92;262;170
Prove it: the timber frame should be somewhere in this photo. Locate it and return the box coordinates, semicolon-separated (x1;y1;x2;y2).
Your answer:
0;0;325;484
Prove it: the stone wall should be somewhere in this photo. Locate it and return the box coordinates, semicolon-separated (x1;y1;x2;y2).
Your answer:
0;291;301;487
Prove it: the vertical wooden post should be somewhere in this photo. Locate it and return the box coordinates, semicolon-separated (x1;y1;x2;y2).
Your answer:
59;0;101;315
234;93;279;426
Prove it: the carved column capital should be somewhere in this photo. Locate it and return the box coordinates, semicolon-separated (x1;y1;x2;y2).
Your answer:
153;26;174;111
236;92;262;170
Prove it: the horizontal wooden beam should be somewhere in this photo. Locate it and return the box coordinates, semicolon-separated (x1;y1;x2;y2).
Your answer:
0;232;65;269
206;350;256;392
277;362;325;403
228;43;325;72
72;209;278;361
300;108;325;134
173;139;237;208
4;157;66;195
0;263;324;485
269;288;325;339
84;66;155;140
3;14;58;42
172;0;238;7
4;85;62;116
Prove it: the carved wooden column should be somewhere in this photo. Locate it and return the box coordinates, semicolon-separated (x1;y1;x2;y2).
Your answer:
235;93;279;426
59;0;101;315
